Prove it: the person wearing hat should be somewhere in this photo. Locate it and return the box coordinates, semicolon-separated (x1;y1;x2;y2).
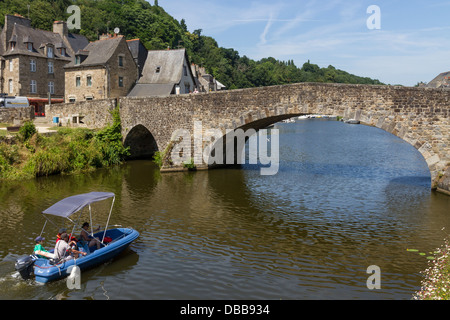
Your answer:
34;236;56;259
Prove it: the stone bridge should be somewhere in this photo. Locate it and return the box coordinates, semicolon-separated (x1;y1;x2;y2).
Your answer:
45;82;450;194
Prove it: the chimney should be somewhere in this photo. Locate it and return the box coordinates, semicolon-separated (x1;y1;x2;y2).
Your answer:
53;20;68;38
99;33;111;40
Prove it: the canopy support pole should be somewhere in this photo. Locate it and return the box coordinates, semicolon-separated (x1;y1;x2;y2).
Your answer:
39;220;47;237
89;204;93;236
102;197;115;243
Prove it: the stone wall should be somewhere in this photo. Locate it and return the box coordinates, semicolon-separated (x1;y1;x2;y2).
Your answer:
44;98;116;128
0;106;34;124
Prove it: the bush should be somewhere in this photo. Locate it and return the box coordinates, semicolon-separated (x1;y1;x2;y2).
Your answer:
153;151;164;168
95;107;130;166
18;121;37;142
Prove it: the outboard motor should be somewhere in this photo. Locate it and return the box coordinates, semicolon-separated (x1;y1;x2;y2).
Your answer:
15;255;36;280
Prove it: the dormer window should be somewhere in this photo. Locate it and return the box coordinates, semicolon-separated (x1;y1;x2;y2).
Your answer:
24;36;33;52
56;42;66;57
74;51;89;65
9;35;17;51
47;46;54;58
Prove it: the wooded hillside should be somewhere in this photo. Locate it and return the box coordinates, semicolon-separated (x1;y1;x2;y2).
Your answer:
0;0;384;89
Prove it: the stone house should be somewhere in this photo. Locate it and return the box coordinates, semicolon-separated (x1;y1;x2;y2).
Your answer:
0;14;89;116
128;48;196;97
64;35;138;102
190;63;226;92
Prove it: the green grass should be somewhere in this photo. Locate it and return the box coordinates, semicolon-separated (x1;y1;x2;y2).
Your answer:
0;108;129;181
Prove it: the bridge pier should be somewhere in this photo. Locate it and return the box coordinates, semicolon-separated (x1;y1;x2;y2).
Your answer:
437;167;450;196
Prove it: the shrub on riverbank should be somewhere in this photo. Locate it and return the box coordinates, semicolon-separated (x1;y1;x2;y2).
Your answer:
0;109;129;180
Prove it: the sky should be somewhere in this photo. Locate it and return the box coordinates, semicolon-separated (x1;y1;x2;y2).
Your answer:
158;0;450;86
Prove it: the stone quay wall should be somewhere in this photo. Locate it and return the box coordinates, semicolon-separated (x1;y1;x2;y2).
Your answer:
44;98;117;128
0;106;34;124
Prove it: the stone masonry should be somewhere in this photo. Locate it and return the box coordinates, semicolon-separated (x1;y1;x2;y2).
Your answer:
0;106;34;124
44;82;450;194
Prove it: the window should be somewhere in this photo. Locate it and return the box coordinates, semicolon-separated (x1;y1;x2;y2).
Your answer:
8;80;13;94
86;75;92;87
48;61;54;74
75;56;80;65
27;43;33;52
118;56;123;67
60;48;66;56
30;80;37;93
155;66;161;73
118;76;124;87
10;42;15;51
9;60;13;72
48;81;55;94
69;97;76;103
47;46;53;58
30;59;36;72
85;96;93;101
76;76;81;87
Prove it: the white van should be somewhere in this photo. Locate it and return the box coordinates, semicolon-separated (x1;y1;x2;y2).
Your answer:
0;96;30;108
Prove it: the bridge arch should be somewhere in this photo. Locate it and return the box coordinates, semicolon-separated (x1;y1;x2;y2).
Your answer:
203;105;443;188
124;124;159;160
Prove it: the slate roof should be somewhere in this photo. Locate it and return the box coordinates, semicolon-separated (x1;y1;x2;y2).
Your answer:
127;83;175;97
139;48;188;84
427;71;450;88
128;48;194;97
127;39;148;77
64;36;124;68
66;32;89;54
1;23;71;61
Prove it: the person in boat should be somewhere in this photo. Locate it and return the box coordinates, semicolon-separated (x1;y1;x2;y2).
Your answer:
54;233;86;261
56;228;77;244
80;222;101;250
34;236;56;259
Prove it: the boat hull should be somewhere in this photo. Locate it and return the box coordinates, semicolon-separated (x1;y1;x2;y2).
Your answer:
33;228;139;283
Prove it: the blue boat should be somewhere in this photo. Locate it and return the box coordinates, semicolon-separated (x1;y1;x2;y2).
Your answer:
15;192;139;284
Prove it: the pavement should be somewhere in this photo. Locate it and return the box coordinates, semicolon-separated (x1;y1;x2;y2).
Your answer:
0;118;56;135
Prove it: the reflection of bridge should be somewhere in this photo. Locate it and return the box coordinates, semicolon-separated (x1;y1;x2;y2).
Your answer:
46;82;450;194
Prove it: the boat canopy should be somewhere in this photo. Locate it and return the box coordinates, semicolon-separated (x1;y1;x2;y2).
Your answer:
42;192;115;218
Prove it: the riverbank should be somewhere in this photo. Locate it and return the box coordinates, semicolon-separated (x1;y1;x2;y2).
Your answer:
0;109;129;181
414;237;450;300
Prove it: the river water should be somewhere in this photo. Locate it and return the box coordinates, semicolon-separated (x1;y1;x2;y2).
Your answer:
0;119;448;300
